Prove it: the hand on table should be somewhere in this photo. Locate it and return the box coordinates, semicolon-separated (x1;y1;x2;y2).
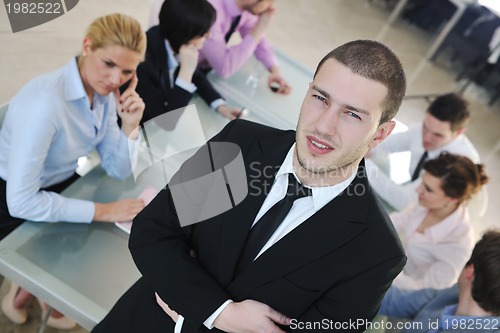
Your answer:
268;67;291;95
217;104;245;120
93;198;145;223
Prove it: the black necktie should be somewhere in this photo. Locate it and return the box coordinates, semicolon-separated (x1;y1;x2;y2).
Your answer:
411;151;428;182
225;15;241;42
236;173;312;274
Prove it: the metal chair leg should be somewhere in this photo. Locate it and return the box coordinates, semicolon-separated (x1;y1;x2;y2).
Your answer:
37;305;52;333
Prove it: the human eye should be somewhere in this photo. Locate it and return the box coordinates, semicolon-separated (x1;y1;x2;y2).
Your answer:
346;111;362;120
312;93;327;105
122;70;133;76
104;60;114;68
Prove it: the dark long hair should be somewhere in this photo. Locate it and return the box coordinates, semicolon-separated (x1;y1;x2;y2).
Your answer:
159;0;216;53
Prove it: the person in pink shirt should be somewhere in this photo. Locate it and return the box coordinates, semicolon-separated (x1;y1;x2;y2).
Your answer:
199;0;290;95
148;0;291;94
390;152;489;290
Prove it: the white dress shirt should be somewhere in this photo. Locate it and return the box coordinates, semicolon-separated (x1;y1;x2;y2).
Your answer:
366;123;480;211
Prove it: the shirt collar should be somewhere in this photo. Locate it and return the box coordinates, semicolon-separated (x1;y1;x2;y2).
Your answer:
426;205;469;243
427;136;465;158
164;39;179;70
64;57;88;102
222;0;243;17
275;144;357;211
63;57;110;108
416;123;465;158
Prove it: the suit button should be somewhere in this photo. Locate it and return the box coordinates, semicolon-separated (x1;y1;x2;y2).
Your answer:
164;101;168;106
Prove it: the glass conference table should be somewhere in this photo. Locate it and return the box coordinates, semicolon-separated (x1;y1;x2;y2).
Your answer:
0;50;314;331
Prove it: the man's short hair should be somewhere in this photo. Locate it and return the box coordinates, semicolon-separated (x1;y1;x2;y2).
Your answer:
467;230;500;315
314;40;406;124
427;93;470;132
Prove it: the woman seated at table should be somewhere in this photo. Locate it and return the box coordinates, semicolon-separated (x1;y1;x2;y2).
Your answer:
391;152;488;290
137;0;242;124
0;13;147;329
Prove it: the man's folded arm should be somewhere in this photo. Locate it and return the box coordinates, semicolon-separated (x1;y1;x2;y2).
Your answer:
128;121;239;329
291;256;406;332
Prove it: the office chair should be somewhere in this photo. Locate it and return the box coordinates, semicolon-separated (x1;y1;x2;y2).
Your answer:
459;51;500;105
403;0;457;34
431;5;498;72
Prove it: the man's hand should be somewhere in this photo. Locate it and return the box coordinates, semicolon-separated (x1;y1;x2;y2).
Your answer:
268;66;291;95
93;198;145;222
250;6;276;41
155;293;179;322
217;104;245;120
115;74;145;138
213;299;290;333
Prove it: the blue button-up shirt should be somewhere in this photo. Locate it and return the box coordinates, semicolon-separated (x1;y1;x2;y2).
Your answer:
0;58;135;223
379;285;500;332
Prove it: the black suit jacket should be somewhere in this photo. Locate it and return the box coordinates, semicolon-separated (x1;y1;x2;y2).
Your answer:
136;26;222;124
93;120;406;333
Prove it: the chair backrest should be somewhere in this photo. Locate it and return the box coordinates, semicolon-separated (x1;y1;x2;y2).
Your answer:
467;16;500;49
0;103;8;128
453;5;489;35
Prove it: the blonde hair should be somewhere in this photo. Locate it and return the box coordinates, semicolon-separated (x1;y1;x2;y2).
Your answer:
85;13;146;60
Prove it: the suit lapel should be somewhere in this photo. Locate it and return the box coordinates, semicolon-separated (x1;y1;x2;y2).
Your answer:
217;132;295;285
147;27;172;94
228;163;373;297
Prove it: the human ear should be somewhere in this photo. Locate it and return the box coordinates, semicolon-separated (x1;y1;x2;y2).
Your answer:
455;127;466;136
82;37;93;55
368;120;396;149
464;264;475;281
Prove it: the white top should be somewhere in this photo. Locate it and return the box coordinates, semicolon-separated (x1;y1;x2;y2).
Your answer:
390;204;474;290
366;123;480;211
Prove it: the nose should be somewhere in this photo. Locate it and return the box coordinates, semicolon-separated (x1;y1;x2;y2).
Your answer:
417;183;424;195
314;107;338;137
109;68;121;86
422;130;433;145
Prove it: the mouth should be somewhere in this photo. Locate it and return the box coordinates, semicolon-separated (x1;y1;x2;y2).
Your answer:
306;135;334;155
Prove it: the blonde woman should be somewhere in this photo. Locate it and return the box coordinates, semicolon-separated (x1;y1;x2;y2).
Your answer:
0;14;146;329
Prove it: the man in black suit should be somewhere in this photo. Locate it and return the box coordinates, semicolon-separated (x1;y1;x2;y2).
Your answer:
93;39;407;333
